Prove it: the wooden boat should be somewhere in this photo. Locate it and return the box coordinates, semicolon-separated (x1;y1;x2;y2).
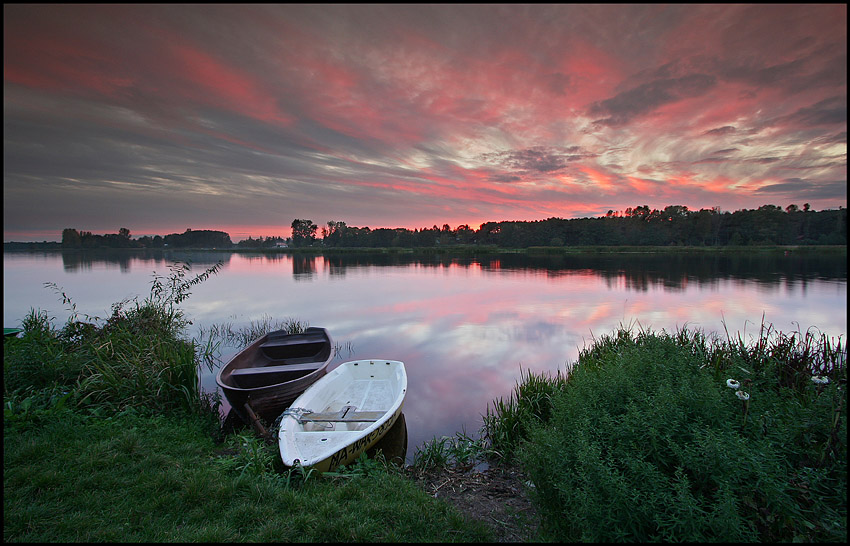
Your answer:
215;327;333;424
278;359;407;473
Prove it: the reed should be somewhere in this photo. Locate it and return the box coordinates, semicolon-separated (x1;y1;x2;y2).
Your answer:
194;317;354;373
198;315;310;351
482;366;571;461
411;429;490;473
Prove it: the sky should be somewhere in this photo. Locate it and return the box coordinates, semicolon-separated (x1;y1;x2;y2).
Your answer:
3;4;847;242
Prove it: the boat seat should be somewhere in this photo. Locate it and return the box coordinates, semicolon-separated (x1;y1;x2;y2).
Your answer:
260;337;328;360
230;362;322;378
299;406;384;423
261;333;327;348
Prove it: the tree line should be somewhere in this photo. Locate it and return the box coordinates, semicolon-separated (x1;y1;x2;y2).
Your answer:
291;204;846;248
59;228;233;249
9;203;843;250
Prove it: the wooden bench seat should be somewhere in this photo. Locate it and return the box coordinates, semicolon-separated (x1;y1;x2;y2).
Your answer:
261;333;326;349
230;362;322;378
299;406;384;423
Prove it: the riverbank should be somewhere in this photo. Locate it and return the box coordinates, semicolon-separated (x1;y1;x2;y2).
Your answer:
4;265;846;541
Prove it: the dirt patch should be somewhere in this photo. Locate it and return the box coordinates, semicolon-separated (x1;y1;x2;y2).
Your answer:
406;464;540;542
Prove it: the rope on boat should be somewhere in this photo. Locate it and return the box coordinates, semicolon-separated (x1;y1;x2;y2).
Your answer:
280;407;333;429
281;407;313;421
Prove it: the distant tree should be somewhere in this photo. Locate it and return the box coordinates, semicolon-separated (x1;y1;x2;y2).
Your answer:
62;228;82;248
456;224;475;244
323;220;348;247
291;219;318;247
163;229;232;248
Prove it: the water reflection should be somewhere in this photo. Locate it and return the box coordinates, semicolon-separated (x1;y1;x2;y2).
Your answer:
317;251;848;289
58;249;236;273
3;249;846;461
292;254;318;279
18;248;844;287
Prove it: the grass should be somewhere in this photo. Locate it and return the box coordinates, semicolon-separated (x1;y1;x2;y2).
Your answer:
411;429;490;473
3;411;490;542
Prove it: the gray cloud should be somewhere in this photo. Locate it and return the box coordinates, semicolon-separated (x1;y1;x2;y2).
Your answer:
480;146;595;174
704;126;737;136
754;178;847;201
590;74;717;127
779;96;847;127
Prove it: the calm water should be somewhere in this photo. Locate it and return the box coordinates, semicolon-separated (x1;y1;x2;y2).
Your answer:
3;249;847;458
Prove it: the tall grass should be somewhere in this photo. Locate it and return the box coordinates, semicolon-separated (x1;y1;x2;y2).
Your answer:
196;315;310;352
411;429;489;473
482;321;846;542
482;366;570;461
4;261;222;417
194;316;354;374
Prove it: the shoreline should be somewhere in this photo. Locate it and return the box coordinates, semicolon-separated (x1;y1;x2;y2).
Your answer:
4;243;847;254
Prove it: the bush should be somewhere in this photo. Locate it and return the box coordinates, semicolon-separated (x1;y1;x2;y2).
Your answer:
518;327;846;542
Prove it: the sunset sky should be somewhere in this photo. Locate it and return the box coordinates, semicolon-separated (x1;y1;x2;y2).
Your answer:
3;4;847;242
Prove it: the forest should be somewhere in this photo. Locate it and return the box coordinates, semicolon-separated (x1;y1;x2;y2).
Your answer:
293;204;846;248
58;228;233;249
4;204;845;250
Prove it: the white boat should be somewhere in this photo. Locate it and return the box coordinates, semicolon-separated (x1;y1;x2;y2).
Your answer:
278;359;407;473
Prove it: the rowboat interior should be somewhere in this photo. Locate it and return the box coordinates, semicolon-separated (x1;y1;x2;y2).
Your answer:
288;361;402;444
225;330;332;389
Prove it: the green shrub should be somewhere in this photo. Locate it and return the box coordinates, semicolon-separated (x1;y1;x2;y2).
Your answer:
518;327;846;542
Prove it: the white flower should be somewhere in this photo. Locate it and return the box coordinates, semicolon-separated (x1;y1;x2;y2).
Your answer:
736;391;750;401
811;376;829;385
726;379;740;389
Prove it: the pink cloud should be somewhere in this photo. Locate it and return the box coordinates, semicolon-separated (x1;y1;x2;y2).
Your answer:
167;42;295;128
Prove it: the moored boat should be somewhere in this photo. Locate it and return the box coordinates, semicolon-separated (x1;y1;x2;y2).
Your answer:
215;327;333;423
278;359;407;473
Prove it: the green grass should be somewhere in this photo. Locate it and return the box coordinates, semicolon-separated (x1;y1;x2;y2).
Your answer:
482;366;571;461
3;411;490;542
411;429;490;473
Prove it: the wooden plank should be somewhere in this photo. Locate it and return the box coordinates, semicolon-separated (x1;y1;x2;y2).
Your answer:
301;410;384;423
243;402;270;441
261;334;326;348
230;362;322;377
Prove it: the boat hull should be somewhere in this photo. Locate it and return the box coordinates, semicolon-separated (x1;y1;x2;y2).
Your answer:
215;327;333;422
279;359;407;473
